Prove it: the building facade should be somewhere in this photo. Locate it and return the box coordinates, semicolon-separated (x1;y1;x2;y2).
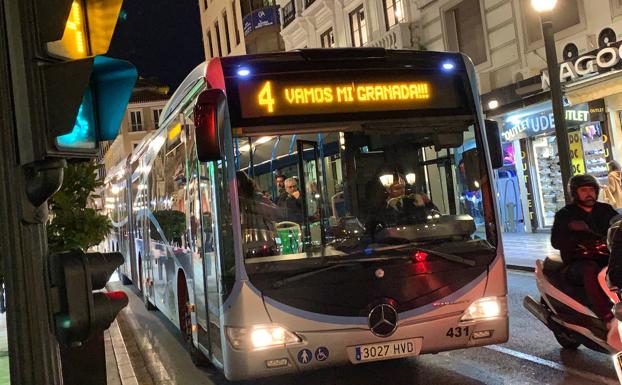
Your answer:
199;0;284;59
277;0;622;233
101;78;169;175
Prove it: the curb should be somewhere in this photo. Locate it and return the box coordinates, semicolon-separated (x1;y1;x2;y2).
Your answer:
109;319;139;385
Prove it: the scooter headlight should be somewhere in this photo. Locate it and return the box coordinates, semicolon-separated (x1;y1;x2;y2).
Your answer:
226;324;301;350
461;296;507;321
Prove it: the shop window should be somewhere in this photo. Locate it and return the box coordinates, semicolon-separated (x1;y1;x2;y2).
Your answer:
383;0;405;31
223;10;232;54
520;0;583;47
129;110;143;132
443;0;487;66
350;5;367;47
215;21;223;57
320;28;335;48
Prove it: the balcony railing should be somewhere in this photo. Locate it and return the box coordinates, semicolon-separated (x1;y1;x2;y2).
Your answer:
304;0;316;8
283;1;296;28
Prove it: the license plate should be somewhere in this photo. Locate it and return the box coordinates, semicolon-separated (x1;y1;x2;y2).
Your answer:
348;338;422;363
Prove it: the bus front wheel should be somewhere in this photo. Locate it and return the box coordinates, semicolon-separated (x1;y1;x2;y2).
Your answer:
178;280;208;366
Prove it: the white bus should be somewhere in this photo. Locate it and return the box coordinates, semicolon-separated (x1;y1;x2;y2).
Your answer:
104;48;508;380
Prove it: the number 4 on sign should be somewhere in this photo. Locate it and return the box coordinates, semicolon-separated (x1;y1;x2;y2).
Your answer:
258;81;275;113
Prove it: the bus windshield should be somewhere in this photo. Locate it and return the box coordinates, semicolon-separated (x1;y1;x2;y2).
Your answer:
235;116;495;265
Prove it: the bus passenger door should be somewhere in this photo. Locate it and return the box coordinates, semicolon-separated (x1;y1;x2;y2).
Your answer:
296;140;325;249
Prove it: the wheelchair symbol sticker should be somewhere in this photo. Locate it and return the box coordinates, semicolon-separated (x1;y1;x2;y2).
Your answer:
297;349;312;364
315;347;329;361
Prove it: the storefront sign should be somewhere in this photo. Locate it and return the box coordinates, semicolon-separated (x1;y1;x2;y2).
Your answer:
501;106;591;142
244;7;278;36
520;139;539;231
243;15;252;36
542;41;622;89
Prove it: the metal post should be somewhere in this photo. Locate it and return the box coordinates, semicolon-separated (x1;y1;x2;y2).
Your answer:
541;12;573;204
0;2;63;383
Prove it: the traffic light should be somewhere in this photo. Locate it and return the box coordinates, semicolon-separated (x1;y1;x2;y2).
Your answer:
5;0;136;164
49;250;128;346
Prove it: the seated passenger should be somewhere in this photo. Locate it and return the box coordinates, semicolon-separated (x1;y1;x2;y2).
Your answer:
383;175;439;224
277;177;304;224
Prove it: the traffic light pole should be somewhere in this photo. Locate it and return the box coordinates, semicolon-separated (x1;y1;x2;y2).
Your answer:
0;3;63;384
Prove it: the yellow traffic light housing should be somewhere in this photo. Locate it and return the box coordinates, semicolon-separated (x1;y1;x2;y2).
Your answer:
46;0;123;59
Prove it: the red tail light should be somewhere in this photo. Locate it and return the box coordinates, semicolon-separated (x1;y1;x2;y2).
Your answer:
414;251;428;262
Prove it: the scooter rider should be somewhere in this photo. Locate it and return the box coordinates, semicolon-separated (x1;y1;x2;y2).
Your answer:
551;174;618;325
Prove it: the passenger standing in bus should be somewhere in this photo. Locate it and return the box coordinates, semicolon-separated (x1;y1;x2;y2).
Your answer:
274;174;288;204
278;177;304;224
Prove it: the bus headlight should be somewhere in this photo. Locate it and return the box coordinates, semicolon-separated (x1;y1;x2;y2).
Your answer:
460;296;507;321
226;324;301;350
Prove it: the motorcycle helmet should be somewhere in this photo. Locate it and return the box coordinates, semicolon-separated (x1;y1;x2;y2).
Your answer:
568;174;600;199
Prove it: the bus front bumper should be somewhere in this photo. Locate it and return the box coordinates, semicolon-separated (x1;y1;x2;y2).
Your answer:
222;314;508;381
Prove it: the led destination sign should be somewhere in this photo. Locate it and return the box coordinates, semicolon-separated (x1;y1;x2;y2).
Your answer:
234;72;466;122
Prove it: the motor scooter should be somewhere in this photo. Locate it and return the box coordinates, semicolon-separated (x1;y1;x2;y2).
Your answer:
523;221;622;383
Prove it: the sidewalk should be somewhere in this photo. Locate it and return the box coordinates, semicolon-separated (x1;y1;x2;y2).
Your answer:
501;231;557;269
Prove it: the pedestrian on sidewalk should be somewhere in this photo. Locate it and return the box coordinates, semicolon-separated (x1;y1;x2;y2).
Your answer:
603;160;622;209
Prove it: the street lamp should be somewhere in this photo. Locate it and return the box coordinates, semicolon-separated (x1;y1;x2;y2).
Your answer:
532;0;573;204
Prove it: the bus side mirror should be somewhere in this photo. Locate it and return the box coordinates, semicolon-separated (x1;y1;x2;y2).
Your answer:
194;89;227;162
485;119;503;169
462;148;481;192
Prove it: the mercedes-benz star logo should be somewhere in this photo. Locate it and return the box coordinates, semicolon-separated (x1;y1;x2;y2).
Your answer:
368;303;398;337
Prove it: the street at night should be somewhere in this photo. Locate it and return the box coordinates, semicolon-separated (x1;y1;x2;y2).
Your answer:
110;271;618;385
6;0;622;384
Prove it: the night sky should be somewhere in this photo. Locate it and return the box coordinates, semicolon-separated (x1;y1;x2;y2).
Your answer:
108;0;205;93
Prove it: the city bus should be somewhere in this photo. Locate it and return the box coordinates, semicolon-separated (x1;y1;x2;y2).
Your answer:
103;48;508;380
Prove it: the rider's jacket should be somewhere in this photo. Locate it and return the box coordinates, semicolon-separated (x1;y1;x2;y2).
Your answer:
551;202;617;264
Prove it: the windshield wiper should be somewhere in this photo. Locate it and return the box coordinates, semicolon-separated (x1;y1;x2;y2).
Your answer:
271;262;359;289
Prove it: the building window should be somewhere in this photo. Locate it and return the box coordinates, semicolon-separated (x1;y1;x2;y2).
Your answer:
215;21;223;57
283;1;296;28
320;28;335;48
129;110;143;132
223;10;232;54
521;0;582;45
132;142;139;150
383;0;405;30
232;0;241;45
207;30;214;58
153;108;162;129
350;5;367;47
444;0;487;66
